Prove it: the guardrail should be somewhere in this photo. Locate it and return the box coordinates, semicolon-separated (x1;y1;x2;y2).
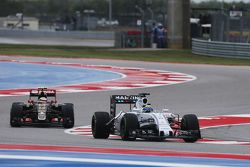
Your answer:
0;29;114;40
192;38;250;59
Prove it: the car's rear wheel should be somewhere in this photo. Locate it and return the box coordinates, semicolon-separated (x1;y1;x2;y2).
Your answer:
10;102;24;127
181;114;201;143
62;103;74;128
92;111;110;139
120;113;138;141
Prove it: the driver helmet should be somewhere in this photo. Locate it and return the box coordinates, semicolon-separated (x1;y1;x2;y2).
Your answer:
38;90;47;101
39;97;47;101
142;104;153;113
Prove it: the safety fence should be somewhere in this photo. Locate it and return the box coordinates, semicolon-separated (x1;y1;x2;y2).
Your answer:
192;38;250;59
0;29;114;40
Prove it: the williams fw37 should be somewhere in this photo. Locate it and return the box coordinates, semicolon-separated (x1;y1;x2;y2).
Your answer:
92;93;201;142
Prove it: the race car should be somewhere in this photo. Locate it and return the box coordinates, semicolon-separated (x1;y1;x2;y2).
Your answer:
92;93;201;142
10;88;74;128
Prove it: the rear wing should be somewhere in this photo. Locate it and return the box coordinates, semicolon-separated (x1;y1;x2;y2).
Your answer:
110;93;150;118
29;88;56;97
111;95;138;104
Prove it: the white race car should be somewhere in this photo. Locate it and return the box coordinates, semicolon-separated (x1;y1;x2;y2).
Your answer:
92;93;201;142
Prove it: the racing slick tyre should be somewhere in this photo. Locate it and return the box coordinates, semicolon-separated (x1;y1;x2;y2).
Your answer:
62;103;74;128
10;102;24;127
120;113;138;141
92;111;110;139
181;114;201;143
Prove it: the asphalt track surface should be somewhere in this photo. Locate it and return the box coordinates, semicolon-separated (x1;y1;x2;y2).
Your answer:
0;56;250;155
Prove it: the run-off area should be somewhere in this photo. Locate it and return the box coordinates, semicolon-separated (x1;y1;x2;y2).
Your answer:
0;62;122;90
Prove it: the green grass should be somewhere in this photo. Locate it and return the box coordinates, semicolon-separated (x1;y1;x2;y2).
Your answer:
0;44;250;66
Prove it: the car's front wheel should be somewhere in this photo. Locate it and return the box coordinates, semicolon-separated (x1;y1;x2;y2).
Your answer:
10;102;24;127
181;114;201;143
92;111;110;139
62;103;74;128
120;113;138;141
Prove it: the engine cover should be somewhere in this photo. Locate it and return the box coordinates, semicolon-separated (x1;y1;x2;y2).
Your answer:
37;103;47;120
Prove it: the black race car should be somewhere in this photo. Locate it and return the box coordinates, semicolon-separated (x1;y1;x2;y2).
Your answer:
10;88;74;128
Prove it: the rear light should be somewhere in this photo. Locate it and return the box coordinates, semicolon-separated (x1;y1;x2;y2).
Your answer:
51;118;58;122
25;118;32;122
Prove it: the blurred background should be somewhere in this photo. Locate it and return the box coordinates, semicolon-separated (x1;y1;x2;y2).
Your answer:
0;0;250;48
